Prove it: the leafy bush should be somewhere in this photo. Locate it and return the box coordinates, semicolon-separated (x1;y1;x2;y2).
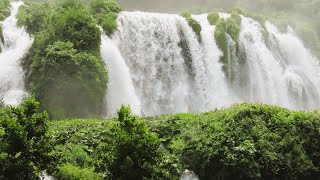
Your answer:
29;41;108;119
17;1;108;119
17;2;54;35
207;12;219;25
100;12;118;36
181;12;202;42
53;8;101;51
94;105;179;179
0;98;50;179
90;0;122;14
45;103;320;179
148;104;320;179
90;0;122;36
57;163;102;180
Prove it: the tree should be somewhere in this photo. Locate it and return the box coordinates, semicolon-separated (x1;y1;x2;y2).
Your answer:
95;105;179;179
0;98;50;179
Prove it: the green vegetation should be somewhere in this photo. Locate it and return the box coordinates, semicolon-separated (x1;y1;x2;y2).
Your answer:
0;98;50;179
1;98;319;179
180;12;202;42
147;103;320;179
229;8;266;29
17;0;108;119
47;106;180;179
214;13;242;81
207;12;219;25
0;0;10;22
90;0;122;36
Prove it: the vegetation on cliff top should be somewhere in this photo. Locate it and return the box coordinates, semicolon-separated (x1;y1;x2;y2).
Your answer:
180;12;202;42
17;0;109;119
214;13;242;81
90;0;122;36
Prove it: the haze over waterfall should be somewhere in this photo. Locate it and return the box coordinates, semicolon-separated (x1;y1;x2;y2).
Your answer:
103;11;320;116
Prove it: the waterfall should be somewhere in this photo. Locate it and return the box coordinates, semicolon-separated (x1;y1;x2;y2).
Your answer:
0;1;33;105
100;34;141;115
103;11;320;116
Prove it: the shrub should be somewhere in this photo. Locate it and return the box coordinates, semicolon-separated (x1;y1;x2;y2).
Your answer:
100;12;118;36
90;0;122;14
17;2;55;35
0;98;50;179
181;12;202;42
207;12;220;25
90;0;122;36
53;8;101;51
17;1;108;119
29;41;108;119
148;104;320;179
94;105;179;179
57;163;102;180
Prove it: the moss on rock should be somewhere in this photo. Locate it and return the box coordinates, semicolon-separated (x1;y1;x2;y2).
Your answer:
207;12;219;25
181;12;202;42
214;13;242;80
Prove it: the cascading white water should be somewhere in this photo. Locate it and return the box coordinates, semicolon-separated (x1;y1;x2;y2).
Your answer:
113;12;193;116
239;16;290;107
0;1;33;105
103;11;320;116
100;34;142;115
266;22;320;110
192;14;238;109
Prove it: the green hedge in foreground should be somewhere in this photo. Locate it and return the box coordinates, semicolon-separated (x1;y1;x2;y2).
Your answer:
47;103;320;179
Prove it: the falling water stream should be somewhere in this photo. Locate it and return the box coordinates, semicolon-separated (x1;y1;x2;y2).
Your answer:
103;12;320;116
0;1;33;105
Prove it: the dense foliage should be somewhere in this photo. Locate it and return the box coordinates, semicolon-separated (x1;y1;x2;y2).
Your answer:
1;98;319;179
0;98;50;179
17;0;108;119
147;104;320;179
48;106;180;179
89;0;122;36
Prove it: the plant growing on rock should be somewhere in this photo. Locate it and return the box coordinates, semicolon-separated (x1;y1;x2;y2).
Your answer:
181;12;202;42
